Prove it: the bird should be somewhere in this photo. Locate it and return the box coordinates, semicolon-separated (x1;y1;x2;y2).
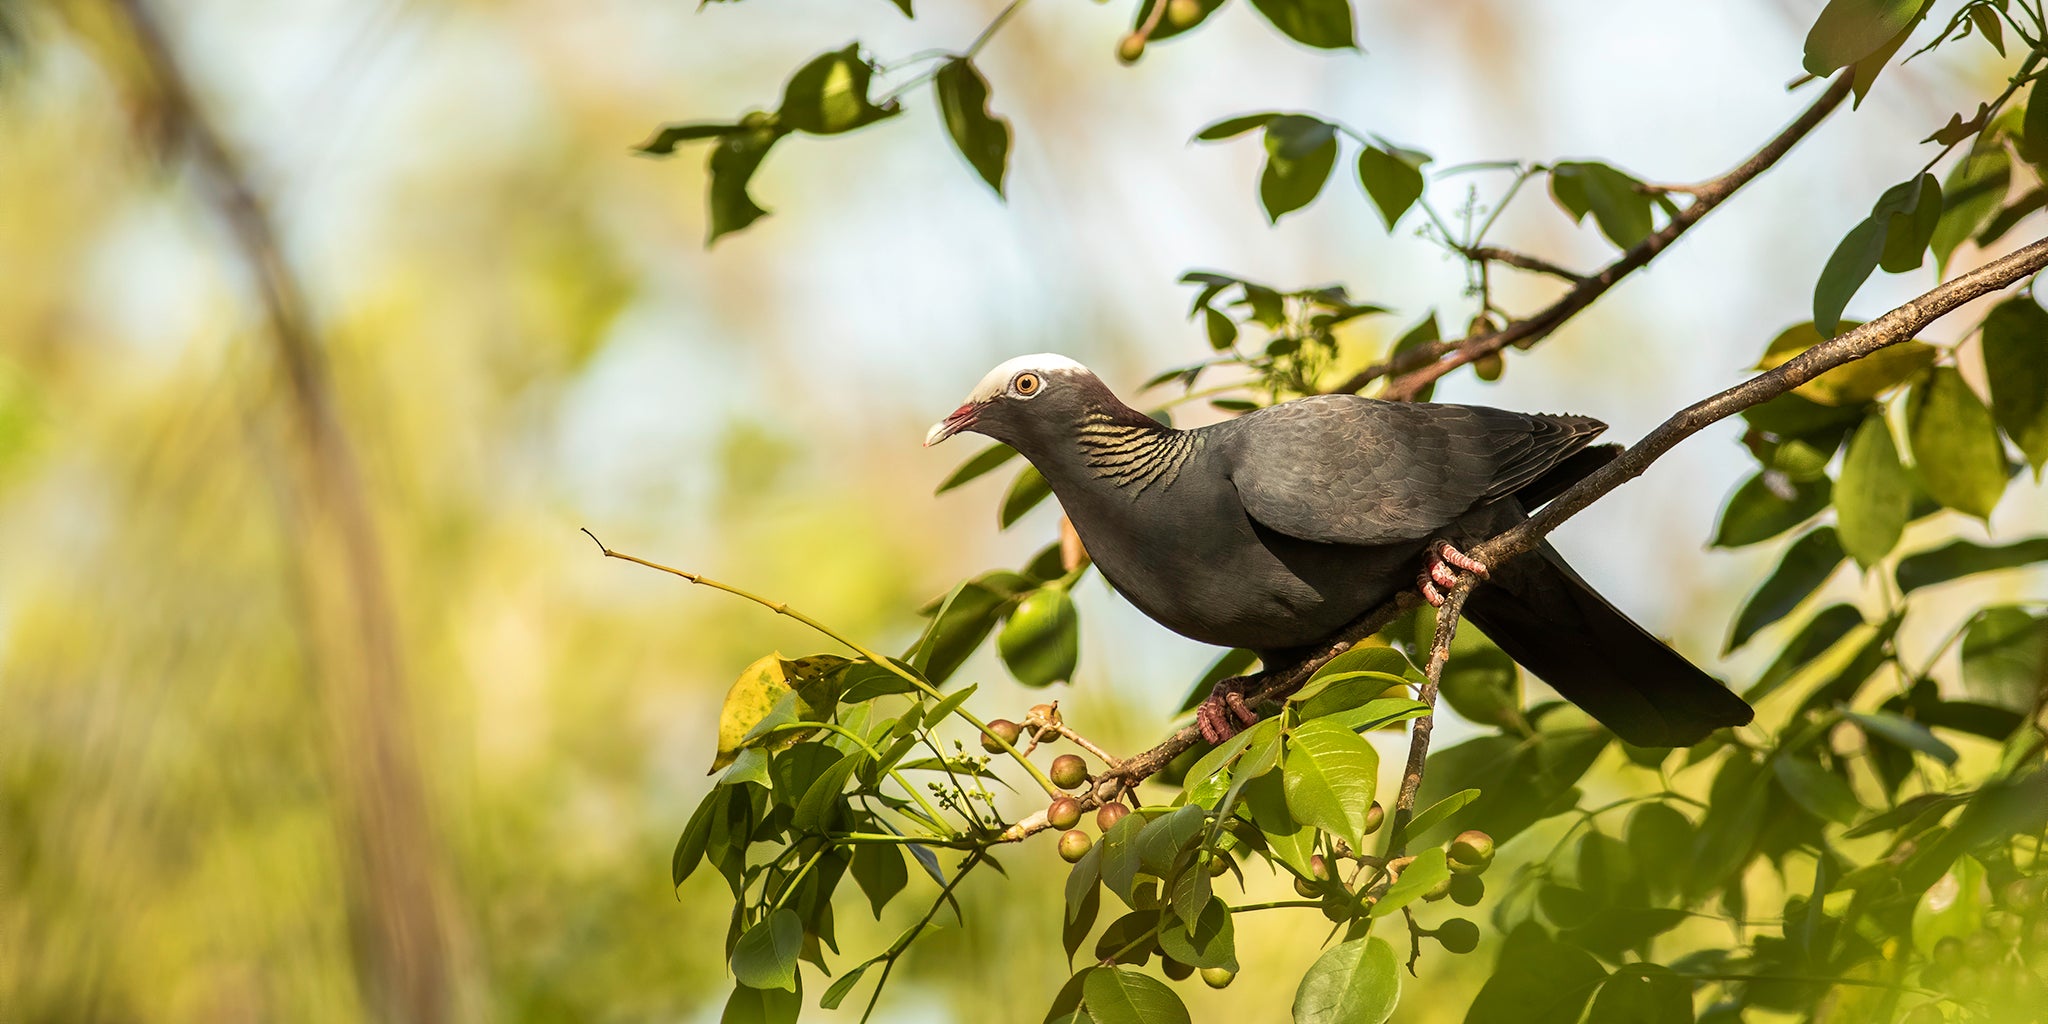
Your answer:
924;353;1753;748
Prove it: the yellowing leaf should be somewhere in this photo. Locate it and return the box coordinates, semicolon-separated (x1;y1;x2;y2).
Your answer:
710;652;837;772
1756;323;1935;405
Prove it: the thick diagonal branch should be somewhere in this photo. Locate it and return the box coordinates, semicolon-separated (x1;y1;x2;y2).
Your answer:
997;233;2048;843
1330;74;1855;400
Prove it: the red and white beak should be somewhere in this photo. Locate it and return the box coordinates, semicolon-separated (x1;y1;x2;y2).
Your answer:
924;402;981;447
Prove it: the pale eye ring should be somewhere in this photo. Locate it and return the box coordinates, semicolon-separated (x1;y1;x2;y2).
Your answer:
1013;372;1042;396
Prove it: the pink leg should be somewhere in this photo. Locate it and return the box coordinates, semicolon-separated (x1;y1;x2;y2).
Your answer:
1196;676;1263;744
1417;539;1490;608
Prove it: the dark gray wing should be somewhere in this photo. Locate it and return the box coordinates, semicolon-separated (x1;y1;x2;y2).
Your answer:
1223;395;1607;546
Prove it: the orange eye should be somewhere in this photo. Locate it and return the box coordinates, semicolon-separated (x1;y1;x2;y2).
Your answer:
1014;372;1041;396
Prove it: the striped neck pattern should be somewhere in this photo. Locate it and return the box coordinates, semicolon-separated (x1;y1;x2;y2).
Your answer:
1074;411;1198;496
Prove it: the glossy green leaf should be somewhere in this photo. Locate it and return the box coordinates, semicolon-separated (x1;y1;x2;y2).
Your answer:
1282;719;1381;849
673;788;724;887
1000;464;1054;528
731;908;803;991
1711;473;1832;548
1356;144;1429;230
1246;0;1356;49
1982;297;2048;472
1836;412;1910;568
1906;367;2008;519
1158;897;1237;970
1373;847;1448;917
1098;813;1148;905
1404;789;1480;842
1726;526;1845;652
1259;115;1339;222
1550;161;1654;249
1813;217;1883;336
1293;936;1400;1024
1242;770;1314;875
911;581;1011;684
1082;966;1189;1024
722;981;802;1024
936;443;1017;493
1802;0;1926;75
1463;923;1609;1024
706;127;783;244
792;751;860;832
934;58;1010;196
819;955;882;1010
1897;536;2048;592
1911;853;1988;954
998;586;1079;686
1932;144;2011;271
778;44;899;135
1960;606;2048;712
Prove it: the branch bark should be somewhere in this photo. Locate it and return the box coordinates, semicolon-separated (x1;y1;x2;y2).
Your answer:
107;2;458;1020
998;232;2048;843
1330;74;1856;400
1387;579;1473;857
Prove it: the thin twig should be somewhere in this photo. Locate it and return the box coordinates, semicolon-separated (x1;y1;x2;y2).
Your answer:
1461;245;1585;283
1389;580;1474;856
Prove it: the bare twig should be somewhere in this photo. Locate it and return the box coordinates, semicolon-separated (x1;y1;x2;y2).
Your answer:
993;233;2048;844
1331;74;1856;399
1388;579;1474;856
1461;246;1585;283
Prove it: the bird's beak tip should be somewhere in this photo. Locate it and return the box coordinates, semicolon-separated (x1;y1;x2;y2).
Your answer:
924;403;978;447
922;421;951;447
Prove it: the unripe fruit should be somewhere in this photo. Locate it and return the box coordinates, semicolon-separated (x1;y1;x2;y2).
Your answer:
1423;872;1454;901
1474;353;1504;381
1435;917;1480;954
1310;854;1331;881
1449;830;1496;874
2002;878;2041;914
1164;0;1203;29
1048;796;1082;830
982;719;1021;753
1448;873;1484;907
1116;33;1146;64
1363;802;1385;835
1163;957;1194;981
1200;967;1235;989
1051;754;1089;789
1097;801;1130;831
1296;875;1321;898
1932;936;1964;971
1207;852;1232;877
1059;829;1093;863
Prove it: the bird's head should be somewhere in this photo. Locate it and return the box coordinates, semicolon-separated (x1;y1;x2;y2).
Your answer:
924;353;1107;449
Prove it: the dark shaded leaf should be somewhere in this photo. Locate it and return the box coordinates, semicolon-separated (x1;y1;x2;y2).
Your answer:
1000;464;1053;528
1933;145;2010;271
1294;936;1400;1024
1082;967;1189;1024
1586;964;1693;1024
792;751;861;832
1906;367;2008;519
674;788;725;887
637;122;739;155
1726;526;1845;653
706;128;783;244
1132;0;1228;42
1550;161;1654;248
1813;217;1883;336
1877;173;1941;273
721;981;802;1024
1463;923;1608;1024
1259;115;1339;222
1625;803;1695;902
1981;297;2048;472
1772;754;1864;824
934;58;1010;196
1194;113;1276;141
1357;143;1430;230
911;581;1012;684
1848;710;1958;765
1711;473;1832;548
1246;0;1355;49
1897;536;2048;592
1158;897;1238;970
850;843;907;918
1745;604;1864;702
2022;73;2048;164
778;44;899;135
936;443;1017;493
1688;754;1770;898
730;908;804;991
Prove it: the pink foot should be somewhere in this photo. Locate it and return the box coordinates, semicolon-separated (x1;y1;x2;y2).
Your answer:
1196;676;1263;744
1417;540;1490;607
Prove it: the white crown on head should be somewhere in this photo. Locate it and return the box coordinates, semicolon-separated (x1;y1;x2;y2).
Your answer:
966;353;1092;402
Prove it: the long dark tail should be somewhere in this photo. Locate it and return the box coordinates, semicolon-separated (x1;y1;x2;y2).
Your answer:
1462;542;1753;747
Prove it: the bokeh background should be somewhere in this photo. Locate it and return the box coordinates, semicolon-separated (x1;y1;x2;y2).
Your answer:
2;0;2043;1021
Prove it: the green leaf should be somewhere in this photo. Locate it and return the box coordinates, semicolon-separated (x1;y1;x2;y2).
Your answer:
1906;367;2008;519
1624;803;1695;903
1282;719;1381;849
637;122;739;155
998;586;1079;686
1772;754;1863;824
1242;771;1314;874
792;751;861;832
1813;216;1883;336
1405;788;1481;841
1550;162;1654;249
706;127;782;245
713;654;814;772
911;581;1010;684
936;443;1017;493
1098;813;1148;905
1711;473;1832;548
1753;321;1936;405
1960;606;2048;712
1438;641;1523;731
819;955;882;1010
1203;306;1237;350
1066;841;1103;921
1293;936;1400;1024
1847;710;1958;765
1463;923;1609;1024
1897;536;2048;592
1081;966;1190;1024
1136;805;1208;877
1356;144;1429;230
1911;853;1988;954
1259;115;1339;222
1982;297;2048;472
934;58;1010;196
673;788;724;887
1000;464;1054;528
1195;113;1277;141
850;842;907;918
925;681;979;726
1745;604;1864;702
1133;0;1228;41
2022;74;2048;165
1932;145;2011;271
721;981;802;1024
731;908;804;991
778;44;899;135
1158;897;1238;970
1878;173;1942;273
1836;412;1910;568
1374;847;1448;917
1586;964;1692;1024
1686;754;1770;899
1726;526;1845;652
1246;0;1356;49
1802;0;1926;75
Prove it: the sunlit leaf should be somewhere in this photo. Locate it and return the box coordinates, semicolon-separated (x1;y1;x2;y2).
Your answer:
1835;412;1910;568
1932;144;2009;271
1406;788;1481;841
1813;216;1883;336
1906;367;2008;520
1133;0;1228;42
936;443;1017;493
731;908;804;991
1373;847;1447;917
1911;853;1988;954
1282;719;1380;849
1802;0;1926;75
1550;161;1654;249
1293;936;1399;1024
1158;897;1238;970
1001;464;1055;528
1877;173;1940;273
778;44;899;135
1959;606;2048;713
1754;321;1935;405
1082;965;1189;1024
713;653;813;772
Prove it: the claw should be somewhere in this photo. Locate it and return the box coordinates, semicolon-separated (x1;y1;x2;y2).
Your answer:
1197;675;1262;744
1417;539;1488;608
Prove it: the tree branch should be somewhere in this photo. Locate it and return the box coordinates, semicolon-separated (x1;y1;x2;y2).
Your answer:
1387;579;1473;856
997;232;2048;844
1330;74;1855;399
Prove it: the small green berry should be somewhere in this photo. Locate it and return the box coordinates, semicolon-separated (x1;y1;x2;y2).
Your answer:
1051;754;1088;790
1059;829;1093;863
1200;967;1235;989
